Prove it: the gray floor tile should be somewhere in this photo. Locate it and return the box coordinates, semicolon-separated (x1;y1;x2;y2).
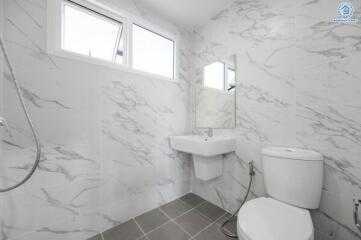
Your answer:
216;213;232;225
179;193;205;208
87;234;103;240
195;223;234;240
147;222;189;240
102;219;143;240
135;208;170;233
216;213;237;235
160;199;191;218
174;209;212;236
195;201;226;221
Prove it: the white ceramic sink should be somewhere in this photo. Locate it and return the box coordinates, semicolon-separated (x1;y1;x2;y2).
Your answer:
170;135;235;157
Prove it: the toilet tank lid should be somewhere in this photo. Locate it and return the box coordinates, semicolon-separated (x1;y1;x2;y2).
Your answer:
262;147;323;161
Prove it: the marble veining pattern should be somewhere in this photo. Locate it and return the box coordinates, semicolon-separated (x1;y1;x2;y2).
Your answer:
1;0;361;240
191;0;361;240
0;0;192;239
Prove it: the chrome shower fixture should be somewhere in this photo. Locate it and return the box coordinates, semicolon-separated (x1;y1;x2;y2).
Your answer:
0;35;42;192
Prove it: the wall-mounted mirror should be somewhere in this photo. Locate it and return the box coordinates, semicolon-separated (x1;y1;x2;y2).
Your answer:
196;55;236;129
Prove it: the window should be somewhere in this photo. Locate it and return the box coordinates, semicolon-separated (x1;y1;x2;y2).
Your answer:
49;0;177;80
132;24;175;79
204;61;235;91
204;62;225;90
62;1;125;63
227;68;235;91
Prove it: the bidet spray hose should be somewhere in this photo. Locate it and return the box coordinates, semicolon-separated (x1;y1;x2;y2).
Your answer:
221;161;255;238
0;35;42;192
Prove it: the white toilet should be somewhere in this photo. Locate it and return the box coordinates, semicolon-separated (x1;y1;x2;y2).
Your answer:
237;147;323;240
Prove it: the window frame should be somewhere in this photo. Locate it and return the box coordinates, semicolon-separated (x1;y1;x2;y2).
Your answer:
131;23;176;79
225;65;235;91
47;0;178;81
203;61;235;92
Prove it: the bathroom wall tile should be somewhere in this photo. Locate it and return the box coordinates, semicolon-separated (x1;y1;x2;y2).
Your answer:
191;0;361;239
99;191;163;233
312;209;361;240
295;53;361;106
1;174;101;237
191;152;265;213
2;0;192;240
295;0;361;69
296;103;361;152
320;149;361;198
317;191;361;240
0;142;100;193
13;212;102;240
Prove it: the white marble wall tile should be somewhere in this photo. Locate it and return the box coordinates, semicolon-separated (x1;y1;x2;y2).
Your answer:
0;143;100;191
98;190;161;232
100;64;192;230
196;88;235;128
321;149;361;198
191;0;361;239
2;0;192;240
296;103;361;151
12;212;102;240
295;0;361;69
296;54;361;106
312;209;361;240
319;190;361;239
1;1;5;238
190;152;266;212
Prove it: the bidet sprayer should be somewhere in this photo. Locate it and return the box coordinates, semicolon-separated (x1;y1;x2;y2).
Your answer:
249;161;256;176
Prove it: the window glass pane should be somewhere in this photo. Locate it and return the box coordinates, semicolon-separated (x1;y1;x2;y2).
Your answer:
132;24;174;78
204;62;225;90
62;2;123;63
227;68;235;91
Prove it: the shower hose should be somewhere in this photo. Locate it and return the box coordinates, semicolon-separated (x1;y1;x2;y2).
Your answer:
221;161;255;238
0;35;41;192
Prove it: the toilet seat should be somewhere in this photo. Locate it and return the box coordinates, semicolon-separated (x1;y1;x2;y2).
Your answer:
237;197;314;240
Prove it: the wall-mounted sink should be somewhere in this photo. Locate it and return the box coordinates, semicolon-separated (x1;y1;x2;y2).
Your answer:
170;135;235;181
170;135;235;157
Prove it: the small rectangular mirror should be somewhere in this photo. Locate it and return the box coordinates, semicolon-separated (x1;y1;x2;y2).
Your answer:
196;55;236;129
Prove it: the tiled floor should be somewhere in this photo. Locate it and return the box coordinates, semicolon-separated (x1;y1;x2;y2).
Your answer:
88;193;237;240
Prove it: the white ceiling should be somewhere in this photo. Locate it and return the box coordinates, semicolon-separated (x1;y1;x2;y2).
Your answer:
135;0;233;30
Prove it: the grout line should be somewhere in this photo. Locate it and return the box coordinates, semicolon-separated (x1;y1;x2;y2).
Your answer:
98;195;219;240
133;219;151;240
189;212;229;240
158;207;193;238
138;219;172;237
177;195;229;223
214;211;238;235
188;202;222;223
178;196;206;209
160;196;231;240
140;201;206;237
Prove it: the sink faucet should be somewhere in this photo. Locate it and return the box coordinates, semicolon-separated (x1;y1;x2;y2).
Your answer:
206;128;213;137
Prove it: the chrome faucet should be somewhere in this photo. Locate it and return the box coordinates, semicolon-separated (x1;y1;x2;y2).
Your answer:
0;117;12;137
206;128;213;137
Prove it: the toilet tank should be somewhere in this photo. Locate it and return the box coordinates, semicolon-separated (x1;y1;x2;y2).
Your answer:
262;147;323;209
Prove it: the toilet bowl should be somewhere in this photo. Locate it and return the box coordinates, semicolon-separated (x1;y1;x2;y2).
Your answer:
236;147;323;240
237;197;313;240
